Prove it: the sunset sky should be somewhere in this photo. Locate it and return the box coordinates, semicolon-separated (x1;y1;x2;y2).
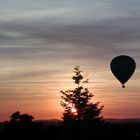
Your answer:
0;0;140;121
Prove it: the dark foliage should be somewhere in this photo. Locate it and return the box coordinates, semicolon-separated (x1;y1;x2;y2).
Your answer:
60;66;106;139
1;118;140;140
2;111;41;140
60;66;104;122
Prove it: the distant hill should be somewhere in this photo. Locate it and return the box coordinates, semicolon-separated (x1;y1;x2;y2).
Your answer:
1;118;140;126
33;118;140;125
34;119;62;128
105;118;140;124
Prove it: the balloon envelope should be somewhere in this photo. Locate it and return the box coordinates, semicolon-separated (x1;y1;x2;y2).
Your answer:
110;55;136;88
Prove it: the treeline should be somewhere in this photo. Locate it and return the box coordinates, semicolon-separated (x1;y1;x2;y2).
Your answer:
0;113;140;140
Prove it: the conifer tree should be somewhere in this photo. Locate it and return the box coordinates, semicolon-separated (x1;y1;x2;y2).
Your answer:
60;66;104;123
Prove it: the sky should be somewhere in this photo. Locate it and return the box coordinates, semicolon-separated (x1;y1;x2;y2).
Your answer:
0;0;140;121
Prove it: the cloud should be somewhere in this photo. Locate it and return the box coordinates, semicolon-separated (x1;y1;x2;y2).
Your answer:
0;4;140;85
1;16;140;46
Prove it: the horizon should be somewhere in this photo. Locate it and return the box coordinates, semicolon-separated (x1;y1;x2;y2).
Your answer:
0;0;140;122
2;116;140;123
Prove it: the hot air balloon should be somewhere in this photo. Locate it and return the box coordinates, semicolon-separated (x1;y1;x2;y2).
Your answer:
110;55;136;88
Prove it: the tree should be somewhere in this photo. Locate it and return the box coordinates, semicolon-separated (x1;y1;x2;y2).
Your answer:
10;111;34;124
4;111;39;140
60;66;104;123
10;111;20;123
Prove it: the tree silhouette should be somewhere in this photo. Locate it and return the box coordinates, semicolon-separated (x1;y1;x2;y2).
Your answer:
60;66;105;139
10;111;34;124
10;111;20;123
3;111;40;140
60;66;104;123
